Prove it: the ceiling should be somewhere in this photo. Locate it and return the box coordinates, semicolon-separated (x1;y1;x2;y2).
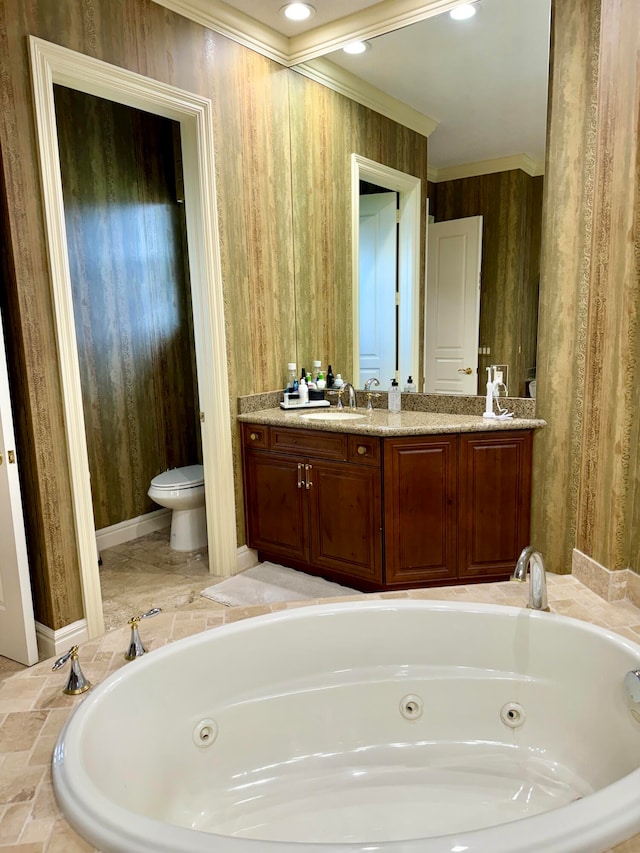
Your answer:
154;0;552;176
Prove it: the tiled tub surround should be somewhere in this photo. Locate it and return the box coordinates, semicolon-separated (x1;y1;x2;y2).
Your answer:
1;575;640;852
237;391;538;420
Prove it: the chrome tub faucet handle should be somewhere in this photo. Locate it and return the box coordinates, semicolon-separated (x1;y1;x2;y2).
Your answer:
125;607;162;660
52;645;91;695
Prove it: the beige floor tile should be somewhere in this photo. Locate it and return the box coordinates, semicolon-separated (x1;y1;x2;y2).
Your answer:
0;803;30;844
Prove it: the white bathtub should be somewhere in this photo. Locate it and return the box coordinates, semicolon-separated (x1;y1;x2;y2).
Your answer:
53;600;640;853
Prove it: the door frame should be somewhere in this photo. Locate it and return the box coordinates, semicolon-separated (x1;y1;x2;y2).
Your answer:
351;154;421;387
29;37;237;640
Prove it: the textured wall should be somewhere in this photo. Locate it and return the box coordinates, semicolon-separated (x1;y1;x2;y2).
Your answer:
574;0;640;573
532;0;640;577
55;88;201;530
0;0;295;628
289;72;429;386
0;0;429;629
431;171;543;396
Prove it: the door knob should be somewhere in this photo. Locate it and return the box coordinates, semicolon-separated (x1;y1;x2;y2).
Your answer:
457;367;473;375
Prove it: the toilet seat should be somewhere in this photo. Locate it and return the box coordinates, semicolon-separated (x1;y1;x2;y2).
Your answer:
150;465;204;491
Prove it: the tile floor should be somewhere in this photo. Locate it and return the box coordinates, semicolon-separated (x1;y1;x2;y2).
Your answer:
2;542;640;851
98;529;229;631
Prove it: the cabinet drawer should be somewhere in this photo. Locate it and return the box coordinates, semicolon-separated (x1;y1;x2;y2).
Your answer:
270;427;347;460
241;423;269;450
347;435;381;467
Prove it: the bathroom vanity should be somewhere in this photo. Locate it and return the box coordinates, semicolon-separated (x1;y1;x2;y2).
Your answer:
239;409;543;591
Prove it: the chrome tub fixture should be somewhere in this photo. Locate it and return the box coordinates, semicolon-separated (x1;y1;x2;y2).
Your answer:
511;545;549;611
125;607;162;660
52;645;91;695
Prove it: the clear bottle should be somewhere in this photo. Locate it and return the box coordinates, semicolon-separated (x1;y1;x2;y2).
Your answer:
286;363;297;393
388;378;401;412
312;360;322;383
404;375;416;393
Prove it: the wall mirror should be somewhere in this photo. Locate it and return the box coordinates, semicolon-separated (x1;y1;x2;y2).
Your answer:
290;0;551;398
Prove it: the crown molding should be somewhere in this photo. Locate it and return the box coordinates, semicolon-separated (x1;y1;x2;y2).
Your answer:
429;153;545;182
296;58;438;139
151;0;472;66
286;0;472;64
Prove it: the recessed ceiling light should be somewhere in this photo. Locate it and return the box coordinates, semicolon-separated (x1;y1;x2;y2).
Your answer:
280;3;315;22
343;41;371;55
450;3;477;20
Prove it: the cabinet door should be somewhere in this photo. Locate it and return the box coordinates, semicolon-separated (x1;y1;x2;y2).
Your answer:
458;431;532;579
383;436;458;585
243;452;308;563
307;460;382;584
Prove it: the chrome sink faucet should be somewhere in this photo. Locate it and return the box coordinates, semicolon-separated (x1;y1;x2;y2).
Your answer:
511;546;549;611
364;377;380;410
338;382;356;409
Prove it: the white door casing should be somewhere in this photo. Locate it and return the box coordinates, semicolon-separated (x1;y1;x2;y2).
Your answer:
29;37;238;640
0;309;38;665
424;215;482;395
351;154;421;389
358;192;397;387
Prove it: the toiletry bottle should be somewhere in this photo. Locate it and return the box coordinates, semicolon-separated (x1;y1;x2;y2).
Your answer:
334;374;344;389
300;367;307;385
286;363;297;392
298;377;308;404
404;376;416;392
316;368;326;390
388;378;401;412
326;365;335;388
312;360;322;383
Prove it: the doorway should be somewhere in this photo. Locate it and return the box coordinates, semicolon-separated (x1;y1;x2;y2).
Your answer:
358;185;398;386
30;37;237;640
351;154;421;390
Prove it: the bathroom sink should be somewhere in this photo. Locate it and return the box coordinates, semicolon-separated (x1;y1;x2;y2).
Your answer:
299;410;365;421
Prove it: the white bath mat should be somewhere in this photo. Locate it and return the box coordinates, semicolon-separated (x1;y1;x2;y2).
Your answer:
201;562;359;607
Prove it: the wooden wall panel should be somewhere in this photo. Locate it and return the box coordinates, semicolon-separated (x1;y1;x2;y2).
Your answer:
0;0;295;627
576;0;640;572
432;170;543;396
289;71;429;387
55;87;201;530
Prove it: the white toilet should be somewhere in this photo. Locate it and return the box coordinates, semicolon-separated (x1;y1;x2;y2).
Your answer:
147;464;207;551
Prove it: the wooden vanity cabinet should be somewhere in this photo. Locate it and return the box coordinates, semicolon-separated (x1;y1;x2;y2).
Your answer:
383;435;458;586
457;431;533;579
242;422;533;591
241;424;382;587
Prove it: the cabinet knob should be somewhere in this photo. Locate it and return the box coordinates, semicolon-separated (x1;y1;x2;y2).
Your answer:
357;445;367;455
250;432;259;441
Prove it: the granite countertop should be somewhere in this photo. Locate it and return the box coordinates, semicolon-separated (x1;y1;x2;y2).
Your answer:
237;406;546;436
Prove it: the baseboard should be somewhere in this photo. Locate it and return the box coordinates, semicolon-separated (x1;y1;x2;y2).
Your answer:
235;545;258;574
572;548;628;602
36;618;89;660
96;509;171;551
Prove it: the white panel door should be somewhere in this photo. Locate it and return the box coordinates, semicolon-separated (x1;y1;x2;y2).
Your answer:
358;192;397;388
425;215;482;395
0;310;38;664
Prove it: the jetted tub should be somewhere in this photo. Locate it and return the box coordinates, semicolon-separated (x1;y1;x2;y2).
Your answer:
53;600;640;853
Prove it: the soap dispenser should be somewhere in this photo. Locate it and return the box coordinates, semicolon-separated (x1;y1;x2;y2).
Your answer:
404;376;416;393
388;378;401;412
